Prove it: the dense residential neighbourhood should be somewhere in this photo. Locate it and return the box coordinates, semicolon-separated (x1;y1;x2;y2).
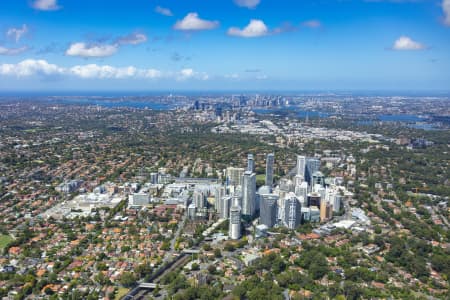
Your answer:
1;0;450;299
0;95;449;299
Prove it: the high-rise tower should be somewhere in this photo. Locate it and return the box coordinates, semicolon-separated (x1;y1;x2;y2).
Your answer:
260;193;278;228
265;153;275;187
247;154;254;172
242;171;256;217
296;155;306;179
229;196;242;239
284;194;302;229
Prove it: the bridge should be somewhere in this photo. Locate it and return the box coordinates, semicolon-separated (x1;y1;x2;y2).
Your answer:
182;249;200;254
139;282;158;289
122;252;191;299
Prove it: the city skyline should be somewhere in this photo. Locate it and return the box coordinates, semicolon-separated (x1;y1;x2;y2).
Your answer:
0;0;449;91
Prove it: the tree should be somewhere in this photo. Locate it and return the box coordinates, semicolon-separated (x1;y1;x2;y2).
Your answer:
119;272;136;287
207;265;216;274
191;263;200;271
224;243;235;252
214;248;222;258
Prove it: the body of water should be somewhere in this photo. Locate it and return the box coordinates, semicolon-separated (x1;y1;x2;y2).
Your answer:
252;107;329;118
378;114;426;122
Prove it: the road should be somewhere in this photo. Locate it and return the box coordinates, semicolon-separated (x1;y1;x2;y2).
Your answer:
163;209;187;263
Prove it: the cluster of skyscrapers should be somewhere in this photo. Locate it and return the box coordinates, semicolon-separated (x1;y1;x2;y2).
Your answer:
213;153;343;240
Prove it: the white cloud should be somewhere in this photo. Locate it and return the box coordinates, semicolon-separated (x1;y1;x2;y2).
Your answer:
0;46;28;55
116;33;148;45
32;0;60;11
0;59;207;81
66;32;147;58
177;68;209;80
173;13;219;31
443;0;450;26
301;20;322;28
392;36;426;50
70;65;137;79
234;0;261;9
155;6;173;16
0;59;64;76
140;69;163;79
7;25;29;42
66;42;118;57
227;19;269;38
70;65;162;79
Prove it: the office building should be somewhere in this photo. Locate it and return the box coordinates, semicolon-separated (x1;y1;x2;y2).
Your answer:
188;203;196;220
215;186;226;211
259;193;278;228
193;190;205;209
129;192;150;206
279;178;294;192
310;206;320;222
294;175;303;187
295;181;308;205
226;167;245;187
301;207;311;222
316;186;326;200
218;196;231;219
150;172;158;184
320;201;333;222
56;179;83;193
242;171;256;217
306;158;321;186
283;194;302;229
307;192;321;207
333;194;342;213
312;171;325;188
265;153;275;187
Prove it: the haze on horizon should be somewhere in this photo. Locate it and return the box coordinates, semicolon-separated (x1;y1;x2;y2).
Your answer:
0;0;449;92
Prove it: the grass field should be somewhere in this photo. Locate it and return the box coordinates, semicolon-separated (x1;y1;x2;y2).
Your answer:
256;174;266;181
115;287;129;300
0;234;13;250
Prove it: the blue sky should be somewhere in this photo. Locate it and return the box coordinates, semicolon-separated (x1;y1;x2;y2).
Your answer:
0;0;449;92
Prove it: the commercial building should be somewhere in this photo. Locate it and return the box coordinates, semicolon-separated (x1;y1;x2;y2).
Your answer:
129;192;151;206
259;193;278;228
